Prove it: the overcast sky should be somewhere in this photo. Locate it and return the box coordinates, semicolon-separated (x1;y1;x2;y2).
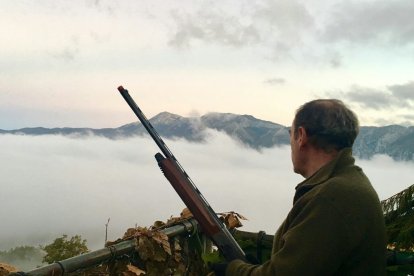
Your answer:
1;132;413;252
1;0;414;130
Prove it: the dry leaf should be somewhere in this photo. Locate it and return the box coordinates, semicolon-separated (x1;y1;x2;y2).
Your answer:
98;210;214;276
234;212;248;220
218;211;248;229
153;220;165;227
227;214;242;229
174;239;182;251
152;232;171;255
0;263;18;275
180;208;193;219
137;236;154;261
125;264;146;275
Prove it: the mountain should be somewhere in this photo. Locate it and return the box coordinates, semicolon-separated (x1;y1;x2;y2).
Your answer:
1;112;413;161
353;125;414;161
201;112;289;148
117;112;207;141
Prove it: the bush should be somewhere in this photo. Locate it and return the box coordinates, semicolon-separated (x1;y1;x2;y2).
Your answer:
41;235;88;264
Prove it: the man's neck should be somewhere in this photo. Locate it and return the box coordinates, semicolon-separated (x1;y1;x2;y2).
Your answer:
302;149;339;178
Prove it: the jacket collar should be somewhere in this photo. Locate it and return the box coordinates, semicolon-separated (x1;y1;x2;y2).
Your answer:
293;148;355;203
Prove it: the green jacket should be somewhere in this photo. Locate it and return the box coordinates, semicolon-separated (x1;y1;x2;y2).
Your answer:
226;148;387;275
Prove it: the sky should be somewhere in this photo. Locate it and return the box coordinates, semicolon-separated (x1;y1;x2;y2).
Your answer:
1;0;414;130
1;132;412;254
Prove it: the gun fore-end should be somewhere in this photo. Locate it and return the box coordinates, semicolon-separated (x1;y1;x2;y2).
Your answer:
155;153;246;261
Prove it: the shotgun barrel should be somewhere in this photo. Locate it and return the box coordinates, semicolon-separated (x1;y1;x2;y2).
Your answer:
18;219;197;276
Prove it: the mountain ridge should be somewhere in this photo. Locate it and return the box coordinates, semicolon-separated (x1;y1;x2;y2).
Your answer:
1;112;413;161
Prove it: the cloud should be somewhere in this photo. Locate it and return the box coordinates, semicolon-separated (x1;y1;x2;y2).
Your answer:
372;115;414;127
264;77;286;85
357;154;414;200
321;0;414;46
327;81;414;110
402;114;414;121
328;51;342;68
50;47;80;62
165;0;414;65
168;0;314;54
168;3;260;48
345;86;395;110
387;81;414;101
324;81;414;125
0;132;296;252
1;131;412;257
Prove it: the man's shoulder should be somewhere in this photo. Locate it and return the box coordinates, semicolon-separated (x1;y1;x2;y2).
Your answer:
295;163;381;214
322;165;373;194
306;166;380;213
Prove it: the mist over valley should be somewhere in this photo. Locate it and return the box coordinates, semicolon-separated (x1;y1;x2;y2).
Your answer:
1;126;412;255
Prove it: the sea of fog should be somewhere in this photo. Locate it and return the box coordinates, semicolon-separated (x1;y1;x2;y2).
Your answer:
0;131;413;251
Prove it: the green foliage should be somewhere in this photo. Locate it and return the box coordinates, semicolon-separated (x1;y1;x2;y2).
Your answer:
382;184;414;250
201;234;272;268
0;246;44;270
387;264;414;275
0;246;40;262
387;217;414;250
201;251;224;264
41;235;88;264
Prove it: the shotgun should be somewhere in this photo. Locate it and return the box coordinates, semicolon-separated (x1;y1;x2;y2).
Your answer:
117;86;246;262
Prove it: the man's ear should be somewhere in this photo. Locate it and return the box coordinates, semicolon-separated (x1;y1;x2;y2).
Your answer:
297;126;308;147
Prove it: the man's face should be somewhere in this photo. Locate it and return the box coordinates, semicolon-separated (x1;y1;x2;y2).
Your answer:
290;122;299;174
290;121;306;176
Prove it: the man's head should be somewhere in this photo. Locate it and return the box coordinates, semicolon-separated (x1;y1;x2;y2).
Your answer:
292;99;359;152
290;99;359;177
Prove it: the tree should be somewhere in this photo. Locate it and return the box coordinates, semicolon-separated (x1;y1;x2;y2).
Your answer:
41;235;88;264
0;246;44;270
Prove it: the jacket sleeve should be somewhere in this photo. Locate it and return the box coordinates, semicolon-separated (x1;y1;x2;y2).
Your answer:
226;197;352;276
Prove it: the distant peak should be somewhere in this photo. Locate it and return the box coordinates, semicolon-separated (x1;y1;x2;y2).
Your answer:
202;112;240;120
151;112;183;123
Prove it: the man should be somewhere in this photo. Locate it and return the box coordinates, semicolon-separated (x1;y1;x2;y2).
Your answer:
219;99;387;275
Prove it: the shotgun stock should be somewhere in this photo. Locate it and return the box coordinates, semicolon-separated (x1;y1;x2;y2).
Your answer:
117;86;246;262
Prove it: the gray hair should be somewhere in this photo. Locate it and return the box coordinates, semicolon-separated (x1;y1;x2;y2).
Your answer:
293;99;359;152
